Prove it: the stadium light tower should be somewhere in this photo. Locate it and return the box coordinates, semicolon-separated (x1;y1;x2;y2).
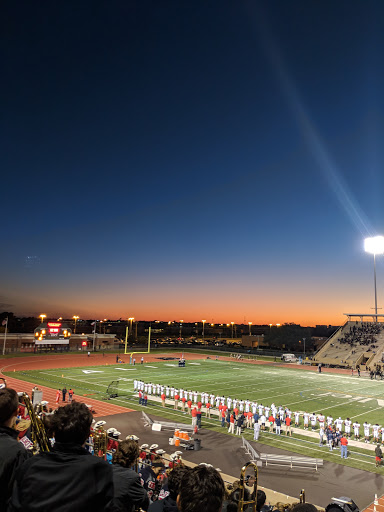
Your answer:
364;236;384;318
202;320;206;340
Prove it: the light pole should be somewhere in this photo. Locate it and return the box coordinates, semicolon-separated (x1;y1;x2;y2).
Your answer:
364;236;384;319
303;337;306;359
248;322;252;335
179;320;184;339
231;322;234;338
2;317;8;356
39;314;46;325
128;317;134;337
73;315;79;334
202;320;206;340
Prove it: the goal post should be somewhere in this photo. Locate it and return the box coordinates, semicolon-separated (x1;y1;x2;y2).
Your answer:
124;326;151;358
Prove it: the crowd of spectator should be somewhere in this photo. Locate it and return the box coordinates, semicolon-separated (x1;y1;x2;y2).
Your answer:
0;386;368;512
339;322;382;348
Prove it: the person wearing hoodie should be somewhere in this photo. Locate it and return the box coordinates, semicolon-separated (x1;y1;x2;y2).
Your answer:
112;439;149;512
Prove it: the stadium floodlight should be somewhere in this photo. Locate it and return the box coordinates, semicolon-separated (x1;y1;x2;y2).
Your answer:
364;236;384;318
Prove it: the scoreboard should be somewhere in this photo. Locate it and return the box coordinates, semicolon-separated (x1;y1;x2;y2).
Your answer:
34;322;72;345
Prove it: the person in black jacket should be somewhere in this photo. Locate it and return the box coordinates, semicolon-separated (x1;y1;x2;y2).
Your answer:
0;388;31;511
112;439;149;512
149;465;190;512
8;401;113;512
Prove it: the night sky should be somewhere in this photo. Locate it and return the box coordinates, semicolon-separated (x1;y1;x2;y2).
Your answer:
2;1;384;325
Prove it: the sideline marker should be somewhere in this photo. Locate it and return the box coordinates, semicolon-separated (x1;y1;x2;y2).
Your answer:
374;495;379;505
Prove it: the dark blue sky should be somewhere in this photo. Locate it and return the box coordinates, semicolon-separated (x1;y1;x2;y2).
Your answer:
2;1;384;324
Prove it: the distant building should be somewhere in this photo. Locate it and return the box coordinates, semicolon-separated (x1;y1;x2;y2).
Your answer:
241;335;268;349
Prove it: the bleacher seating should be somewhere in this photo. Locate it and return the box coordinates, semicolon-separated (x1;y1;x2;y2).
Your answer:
314;321;384;368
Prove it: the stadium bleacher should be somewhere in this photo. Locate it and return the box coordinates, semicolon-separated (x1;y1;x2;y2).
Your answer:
314;321;384;369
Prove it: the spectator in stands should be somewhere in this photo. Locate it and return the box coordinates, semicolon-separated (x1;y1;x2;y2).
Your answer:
291;504;318;512
9;401;114;512
177;465;225;512
112;438;149;512
139;455;165;502
0;388;31;511
149;465;190;512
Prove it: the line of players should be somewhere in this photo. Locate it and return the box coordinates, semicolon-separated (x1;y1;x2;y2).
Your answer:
133;379;384;444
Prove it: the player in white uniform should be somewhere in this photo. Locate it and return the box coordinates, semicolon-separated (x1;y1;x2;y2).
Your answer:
327;415;333;427
310;413;317;430
317;414;325;428
363;422;371;443
353;421;360;439
372;423;380;443
303;412;309;429
335;417;343;432
344;418;352;437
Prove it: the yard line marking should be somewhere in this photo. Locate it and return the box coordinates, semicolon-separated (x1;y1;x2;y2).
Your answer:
114;368;137;371
189;363;201;365
144;365;158;368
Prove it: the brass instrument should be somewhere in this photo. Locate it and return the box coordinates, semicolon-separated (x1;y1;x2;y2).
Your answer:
19;392;50;453
91;426;108;458
237;461;258;512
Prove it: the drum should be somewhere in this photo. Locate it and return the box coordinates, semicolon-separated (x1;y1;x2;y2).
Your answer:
175;438;180;447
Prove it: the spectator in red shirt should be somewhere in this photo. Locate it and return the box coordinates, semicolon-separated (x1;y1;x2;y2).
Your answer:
181;397;186;412
205;402;211;418
268;415;275;433
174;393;180;410
285;416;292;436
228;413;235;434
191;407;198;428
161;393;166;407
340;435;348;459
187;400;192;415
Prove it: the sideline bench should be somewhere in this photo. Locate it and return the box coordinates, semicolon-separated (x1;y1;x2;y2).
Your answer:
259;453;323;471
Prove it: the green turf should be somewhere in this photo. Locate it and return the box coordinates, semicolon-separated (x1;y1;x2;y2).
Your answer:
5;357;384;473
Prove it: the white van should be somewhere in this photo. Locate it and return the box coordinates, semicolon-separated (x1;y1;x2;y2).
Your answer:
281;353;297;362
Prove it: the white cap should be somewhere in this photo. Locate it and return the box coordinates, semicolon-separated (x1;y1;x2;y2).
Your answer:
150;444;158;450
107;428;115;434
126;434;139;441
113;431;121;436
156;449;166;455
174;450;183;456
41;401;49;405
140;444;149;449
94;420;106;428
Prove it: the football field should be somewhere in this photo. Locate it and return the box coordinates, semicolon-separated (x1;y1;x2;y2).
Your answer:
8;356;384;472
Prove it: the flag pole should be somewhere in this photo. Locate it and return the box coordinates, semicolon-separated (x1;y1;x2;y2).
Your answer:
2;317;8;356
92;320;97;352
